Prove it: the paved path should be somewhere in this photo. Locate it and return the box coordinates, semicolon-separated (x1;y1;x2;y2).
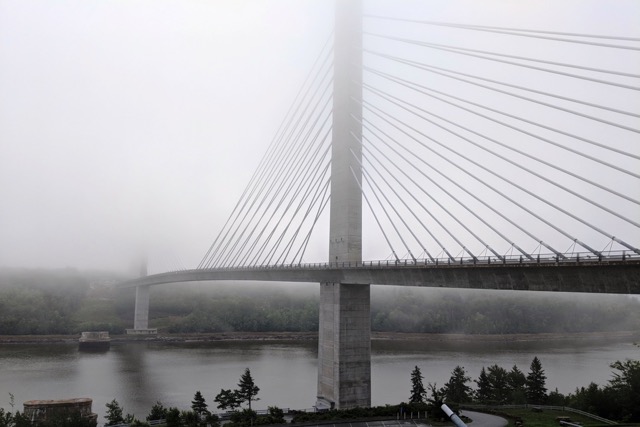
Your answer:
462;410;508;427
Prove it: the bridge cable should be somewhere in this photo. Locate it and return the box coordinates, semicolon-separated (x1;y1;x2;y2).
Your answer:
348;165;400;262
360;130;509;262
363;51;639;121
367;35;640;80
275;173;332;265
211;65;333;268
255;131;332;266
198;33;334;269
362;100;591;257
364;62;640;168
364;68;640;201
365;32;640;93
291;177;332;265
357;133;481;261
363;81;640;222
352;132;436;262
364;15;640;44
365;48;640;137
351;147;419;262
223;85;333;268
357;116;537;260
204;37;333;268
363;98;640;255
233;99;332;267
359;133;492;261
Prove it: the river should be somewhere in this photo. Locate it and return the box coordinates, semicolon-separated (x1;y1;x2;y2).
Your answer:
0;334;637;421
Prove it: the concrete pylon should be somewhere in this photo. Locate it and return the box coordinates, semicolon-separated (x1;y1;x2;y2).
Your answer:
317;0;370;410
127;256;157;335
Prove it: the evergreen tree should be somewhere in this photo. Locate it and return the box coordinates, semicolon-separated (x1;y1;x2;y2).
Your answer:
215;389;241;411
105;399;133;426
526;357;548;404
475;367;492;403
147;402;168;422
409;366;427;403
607;359;640;421
442;366;472;403
487;364;510;404
191;391;211;422
507;365;527;403
236;368;260;410
165;408;182;427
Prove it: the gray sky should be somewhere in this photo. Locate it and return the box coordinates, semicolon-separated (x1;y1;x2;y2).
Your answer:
1;0;638;273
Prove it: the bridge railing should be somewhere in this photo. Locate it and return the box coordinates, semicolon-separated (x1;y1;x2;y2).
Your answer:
198;250;639;272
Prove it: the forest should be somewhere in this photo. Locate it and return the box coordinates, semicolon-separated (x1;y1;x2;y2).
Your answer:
1;267;639;336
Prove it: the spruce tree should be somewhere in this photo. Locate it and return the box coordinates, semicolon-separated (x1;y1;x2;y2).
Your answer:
487;364;510;404
507;365;527;403
237;368;260;410
526;357;548;404
443;365;472;403
475;367;492;403
191;391;210;420
409;365;427;403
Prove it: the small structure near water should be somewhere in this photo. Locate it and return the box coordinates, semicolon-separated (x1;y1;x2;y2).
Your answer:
78;331;110;351
23;398;97;426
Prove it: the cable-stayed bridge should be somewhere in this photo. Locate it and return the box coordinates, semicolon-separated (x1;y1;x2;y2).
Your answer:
121;1;640;411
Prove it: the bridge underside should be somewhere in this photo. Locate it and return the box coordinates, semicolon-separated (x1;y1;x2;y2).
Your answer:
122;261;640;294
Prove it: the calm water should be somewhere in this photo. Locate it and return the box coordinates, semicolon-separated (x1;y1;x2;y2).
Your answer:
0;336;637;421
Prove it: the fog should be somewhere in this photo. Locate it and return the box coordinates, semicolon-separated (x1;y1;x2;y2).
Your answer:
1;0;638;273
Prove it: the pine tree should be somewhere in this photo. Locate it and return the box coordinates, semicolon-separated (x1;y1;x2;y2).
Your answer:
507;365;527;403
526;357;548;404
191;391;210;421
475;367;492;403
236;368;260;410
105;399;133;426
487;364;510;404
409;365;427;403
442;365;472;403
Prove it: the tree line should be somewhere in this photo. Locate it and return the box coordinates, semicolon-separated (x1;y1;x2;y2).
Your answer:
1;268;640;335
410;355;640;422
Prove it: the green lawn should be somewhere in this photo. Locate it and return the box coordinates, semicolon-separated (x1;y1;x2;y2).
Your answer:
487;408;621;427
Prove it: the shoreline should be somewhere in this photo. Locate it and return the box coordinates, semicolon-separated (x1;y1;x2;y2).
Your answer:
0;330;637;344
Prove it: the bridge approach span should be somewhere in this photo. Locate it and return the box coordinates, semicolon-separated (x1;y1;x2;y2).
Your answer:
121;257;640;294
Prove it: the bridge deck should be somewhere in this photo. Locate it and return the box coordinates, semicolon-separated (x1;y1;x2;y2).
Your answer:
121;254;640;294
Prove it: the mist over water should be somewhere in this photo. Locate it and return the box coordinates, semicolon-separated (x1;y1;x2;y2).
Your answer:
1;336;637;420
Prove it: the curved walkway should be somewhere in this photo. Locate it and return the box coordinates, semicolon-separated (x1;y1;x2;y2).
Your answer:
462;410;508;427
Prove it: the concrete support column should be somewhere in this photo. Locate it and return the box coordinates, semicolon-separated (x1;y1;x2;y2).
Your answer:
317;283;371;409
133;285;150;330
127;257;157;335
317;1;369;409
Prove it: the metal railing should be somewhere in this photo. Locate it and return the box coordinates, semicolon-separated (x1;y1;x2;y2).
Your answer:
185;250;639;273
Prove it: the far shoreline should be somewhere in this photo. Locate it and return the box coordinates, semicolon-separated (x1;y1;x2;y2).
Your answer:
0;330;638;345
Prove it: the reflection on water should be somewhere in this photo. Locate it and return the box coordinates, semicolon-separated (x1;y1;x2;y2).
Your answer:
0;336;637;421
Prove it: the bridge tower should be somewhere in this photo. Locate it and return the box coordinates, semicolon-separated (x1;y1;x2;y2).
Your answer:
317;0;370;410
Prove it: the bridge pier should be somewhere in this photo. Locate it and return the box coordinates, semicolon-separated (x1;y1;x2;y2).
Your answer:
317;283;371;409
127;258;157;335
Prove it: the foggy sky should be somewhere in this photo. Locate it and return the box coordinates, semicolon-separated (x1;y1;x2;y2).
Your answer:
1;0;638;273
